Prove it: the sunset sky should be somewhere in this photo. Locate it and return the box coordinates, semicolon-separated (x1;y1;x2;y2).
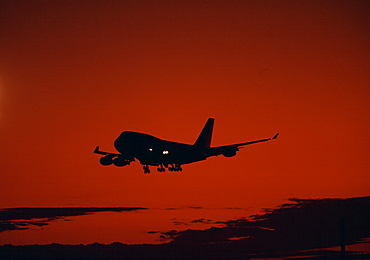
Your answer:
1;0;369;250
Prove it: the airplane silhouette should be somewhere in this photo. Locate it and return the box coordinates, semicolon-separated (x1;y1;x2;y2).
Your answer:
94;118;279;174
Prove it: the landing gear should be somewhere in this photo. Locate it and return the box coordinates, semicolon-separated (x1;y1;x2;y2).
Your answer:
157;166;165;172
168;164;182;172
142;164;182;174
143;165;150;174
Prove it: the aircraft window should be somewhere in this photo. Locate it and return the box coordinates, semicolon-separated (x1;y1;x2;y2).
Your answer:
148;148;153;151
163;150;169;154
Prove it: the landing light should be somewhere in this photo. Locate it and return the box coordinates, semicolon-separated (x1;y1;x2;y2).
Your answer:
149;148;153;151
163;150;169;154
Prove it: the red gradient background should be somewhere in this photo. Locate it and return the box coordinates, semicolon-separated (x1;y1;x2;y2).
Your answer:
1;0;369;246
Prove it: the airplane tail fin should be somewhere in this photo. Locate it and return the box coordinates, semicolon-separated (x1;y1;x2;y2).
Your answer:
194;118;214;148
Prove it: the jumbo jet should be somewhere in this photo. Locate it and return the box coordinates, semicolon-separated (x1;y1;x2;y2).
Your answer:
94;118;279;174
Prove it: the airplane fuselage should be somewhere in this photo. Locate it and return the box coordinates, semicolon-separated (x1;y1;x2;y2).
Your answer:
114;131;207;166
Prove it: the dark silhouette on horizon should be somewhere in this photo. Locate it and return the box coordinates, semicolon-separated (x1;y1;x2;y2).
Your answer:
94;118;279;173
2;196;369;259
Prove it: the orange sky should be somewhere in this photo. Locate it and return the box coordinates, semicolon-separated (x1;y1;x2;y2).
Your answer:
1;0;369;246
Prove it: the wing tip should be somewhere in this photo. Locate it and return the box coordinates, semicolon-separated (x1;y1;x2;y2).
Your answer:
272;133;279;140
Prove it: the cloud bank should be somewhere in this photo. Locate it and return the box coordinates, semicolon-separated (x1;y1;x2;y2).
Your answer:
0;207;147;232
159;196;370;256
1;197;369;259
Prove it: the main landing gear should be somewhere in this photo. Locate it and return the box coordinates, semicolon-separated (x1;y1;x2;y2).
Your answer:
143;165;150;174
168;164;182;172
142;164;182;174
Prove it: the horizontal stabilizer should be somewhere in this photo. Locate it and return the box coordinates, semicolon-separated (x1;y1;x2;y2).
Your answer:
93;146;120;156
93;146;105;155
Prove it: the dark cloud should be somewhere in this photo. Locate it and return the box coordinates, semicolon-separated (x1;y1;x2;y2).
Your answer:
0;207;147;232
0;207;147;221
190;218;213;224
173;220;187;226
187;206;203;210
159;196;370;257
164;206;204;211
0;219;52;232
170;217;216;226
223;207;243;210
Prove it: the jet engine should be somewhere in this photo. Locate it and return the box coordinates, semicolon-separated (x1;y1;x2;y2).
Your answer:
113;157;130;167
99;155;115;166
222;148;237;157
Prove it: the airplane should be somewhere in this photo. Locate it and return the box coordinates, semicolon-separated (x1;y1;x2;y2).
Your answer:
94;118;279;174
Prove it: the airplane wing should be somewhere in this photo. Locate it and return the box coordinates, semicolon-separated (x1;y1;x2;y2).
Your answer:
93;146;121;156
207;133;279;157
220;133;279;148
